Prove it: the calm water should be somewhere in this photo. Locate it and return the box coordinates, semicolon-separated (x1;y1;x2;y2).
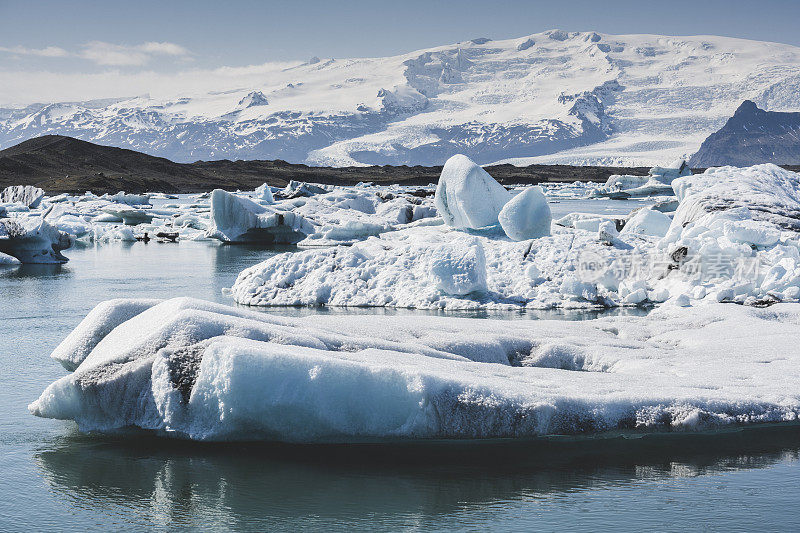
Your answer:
1;235;799;531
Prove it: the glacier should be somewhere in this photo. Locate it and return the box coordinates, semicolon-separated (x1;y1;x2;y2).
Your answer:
29;296;800;442
3;31;800;166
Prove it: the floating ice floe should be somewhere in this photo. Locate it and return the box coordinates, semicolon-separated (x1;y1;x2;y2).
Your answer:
29;297;800;442
101;191;151;206
0;212;73;263
206;189;315;243
593;159;690;199
101;206;155;225
231;163;800;310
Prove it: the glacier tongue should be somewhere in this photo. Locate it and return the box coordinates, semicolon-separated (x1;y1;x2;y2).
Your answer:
29;297;800;442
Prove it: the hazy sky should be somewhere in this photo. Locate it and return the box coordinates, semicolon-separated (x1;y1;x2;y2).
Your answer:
2;0;800;104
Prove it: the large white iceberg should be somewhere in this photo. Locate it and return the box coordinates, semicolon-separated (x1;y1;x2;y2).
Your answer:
29;297;800;442
670;164;800;231
435;154;511;229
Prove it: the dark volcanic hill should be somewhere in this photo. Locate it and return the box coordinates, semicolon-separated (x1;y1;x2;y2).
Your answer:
689;101;800;167
0;135;661;194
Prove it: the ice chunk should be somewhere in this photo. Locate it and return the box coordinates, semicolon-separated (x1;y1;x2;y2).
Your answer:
597;220;620;245
206;189;314;243
597;160;690;198
0;215;73;263
1;185;44;208
621;208;672;238
723;219;781;247
101;207;155;225
276;181;328;199
103;192;151;206
498;186;551;241
253;183;274;204
429;239;487;295
434;154;511;229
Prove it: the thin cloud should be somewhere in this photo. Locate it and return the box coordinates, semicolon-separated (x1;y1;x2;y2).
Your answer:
138;41;191;56
0;60;302;105
0;45;69;58
80;41;192;66
0;41;192;66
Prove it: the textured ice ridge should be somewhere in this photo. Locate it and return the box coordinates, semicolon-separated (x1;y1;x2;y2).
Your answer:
29;297;800;442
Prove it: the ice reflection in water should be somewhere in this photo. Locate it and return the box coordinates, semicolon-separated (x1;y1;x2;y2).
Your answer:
33;427;800;531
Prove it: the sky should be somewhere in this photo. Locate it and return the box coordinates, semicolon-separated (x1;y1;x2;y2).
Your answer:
2;0;800;105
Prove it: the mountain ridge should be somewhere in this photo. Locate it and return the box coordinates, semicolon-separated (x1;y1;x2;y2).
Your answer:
2;30;800;167
689;100;800;167
0;135;666;194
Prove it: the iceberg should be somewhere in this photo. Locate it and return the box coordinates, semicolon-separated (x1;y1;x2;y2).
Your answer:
0;214;73;263
435;154;511;229
498;186;551;241
1;185;45;208
102;192;151;206
276;181;329;199
595;159;691;198
670;164;800;231
253;183;275;204
29;297;800;442
231;164;800;310
206;189;314;244
101;206;155;225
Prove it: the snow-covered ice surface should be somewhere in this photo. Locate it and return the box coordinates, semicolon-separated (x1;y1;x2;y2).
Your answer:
29;296;800;442
231;163;800;310
3;31;800;166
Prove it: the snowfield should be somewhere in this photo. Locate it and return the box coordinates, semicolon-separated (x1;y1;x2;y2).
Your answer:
29;296;800;442
3;30;800;166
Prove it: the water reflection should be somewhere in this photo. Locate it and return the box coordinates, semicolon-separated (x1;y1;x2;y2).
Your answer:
0;262;71;280
34;426;800;530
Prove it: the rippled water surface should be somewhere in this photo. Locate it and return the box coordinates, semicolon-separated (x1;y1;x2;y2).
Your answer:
1;223;799;531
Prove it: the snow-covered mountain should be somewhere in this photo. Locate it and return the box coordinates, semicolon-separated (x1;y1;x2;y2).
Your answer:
2;30;800;166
